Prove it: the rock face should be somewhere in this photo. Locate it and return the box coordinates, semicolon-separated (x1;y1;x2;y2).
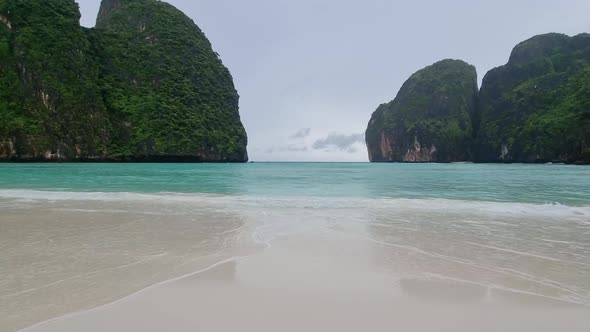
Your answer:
0;0;109;161
367;33;590;164
0;0;248;162
96;0;123;26
476;33;590;164
366;59;478;162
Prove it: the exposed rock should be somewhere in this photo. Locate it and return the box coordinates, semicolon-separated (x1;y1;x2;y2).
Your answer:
0;138;15;159
476;33;590;164
0;0;248;162
367;33;590;165
0;14;12;30
366;59;478;162
96;0;124;26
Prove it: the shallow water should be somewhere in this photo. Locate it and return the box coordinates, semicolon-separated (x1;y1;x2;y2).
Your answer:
0;163;589;331
1;163;589;204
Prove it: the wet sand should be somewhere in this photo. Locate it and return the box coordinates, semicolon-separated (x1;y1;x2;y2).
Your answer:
2;192;590;332
0;198;254;332
18;235;590;332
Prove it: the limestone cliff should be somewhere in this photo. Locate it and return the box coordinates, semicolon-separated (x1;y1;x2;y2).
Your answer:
0;0;110;161
366;59;478;162
96;0;124;26
366;33;590;164
0;0;248;162
476;33;590;164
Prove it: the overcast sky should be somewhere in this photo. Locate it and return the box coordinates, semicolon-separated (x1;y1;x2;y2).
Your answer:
76;0;590;161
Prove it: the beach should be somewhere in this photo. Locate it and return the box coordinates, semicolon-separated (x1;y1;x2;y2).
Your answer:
1;163;590;331
17;234;590;332
2;0;590;329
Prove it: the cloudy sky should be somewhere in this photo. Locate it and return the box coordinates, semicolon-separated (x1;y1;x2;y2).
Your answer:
76;0;590;161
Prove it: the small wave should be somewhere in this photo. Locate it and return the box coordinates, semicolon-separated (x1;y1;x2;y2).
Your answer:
1;189;589;218
0;189;224;204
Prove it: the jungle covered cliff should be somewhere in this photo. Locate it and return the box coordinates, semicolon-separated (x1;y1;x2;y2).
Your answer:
366;33;590;164
0;0;248;162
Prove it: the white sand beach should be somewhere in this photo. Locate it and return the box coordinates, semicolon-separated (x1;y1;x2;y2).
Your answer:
2;192;589;332
17;234;590;332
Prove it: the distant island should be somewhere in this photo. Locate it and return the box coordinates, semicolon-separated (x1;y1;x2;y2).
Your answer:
366;33;590;164
0;0;248;162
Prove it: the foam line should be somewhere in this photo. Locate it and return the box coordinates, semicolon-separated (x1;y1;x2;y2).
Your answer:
465;242;590;267
17;255;253;332
1;253;169;300
364;236;590;304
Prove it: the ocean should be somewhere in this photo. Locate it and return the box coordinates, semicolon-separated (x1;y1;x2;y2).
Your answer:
1;163;589;331
1;162;589;203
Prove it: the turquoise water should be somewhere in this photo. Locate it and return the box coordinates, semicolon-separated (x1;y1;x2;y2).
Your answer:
0;163;588;205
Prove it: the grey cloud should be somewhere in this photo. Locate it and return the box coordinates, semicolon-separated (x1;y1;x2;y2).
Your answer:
313;133;365;152
266;145;309;153
288;145;309;152
289;128;312;140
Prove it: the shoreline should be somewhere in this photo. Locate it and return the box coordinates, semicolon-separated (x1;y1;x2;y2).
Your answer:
0;160;589;165
0;159;249;164
16;234;590;332
1;169;589;331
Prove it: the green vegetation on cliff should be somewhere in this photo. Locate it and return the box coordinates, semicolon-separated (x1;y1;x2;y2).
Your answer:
0;0;109;159
476;33;590;163
0;0;248;162
366;59;478;162
367;33;590;164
